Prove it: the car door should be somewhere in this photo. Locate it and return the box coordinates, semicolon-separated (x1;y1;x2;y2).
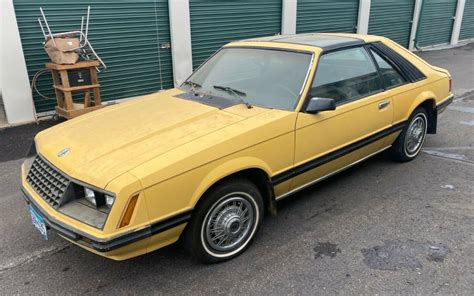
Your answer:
289;46;394;191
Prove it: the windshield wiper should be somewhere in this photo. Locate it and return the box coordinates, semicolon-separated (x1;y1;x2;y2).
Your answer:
213;85;246;97
212;85;252;109
183;80;202;94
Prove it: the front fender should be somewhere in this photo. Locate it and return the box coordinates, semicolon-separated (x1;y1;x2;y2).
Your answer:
189;157;273;207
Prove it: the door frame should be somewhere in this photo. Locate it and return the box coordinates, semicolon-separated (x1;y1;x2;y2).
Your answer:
273;43;406;197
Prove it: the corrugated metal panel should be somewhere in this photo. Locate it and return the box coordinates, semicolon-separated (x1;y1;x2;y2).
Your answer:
460;0;474;40
14;0;173;113
189;0;282;69
296;0;359;34
368;0;415;48
417;0;457;47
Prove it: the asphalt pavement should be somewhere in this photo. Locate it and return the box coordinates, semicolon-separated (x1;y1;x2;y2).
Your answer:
0;43;473;295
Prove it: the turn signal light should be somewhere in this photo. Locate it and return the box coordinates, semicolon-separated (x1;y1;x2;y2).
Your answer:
119;194;139;228
449;78;452;93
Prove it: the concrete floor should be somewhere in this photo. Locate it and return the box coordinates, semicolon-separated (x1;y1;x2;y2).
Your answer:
0;44;473;295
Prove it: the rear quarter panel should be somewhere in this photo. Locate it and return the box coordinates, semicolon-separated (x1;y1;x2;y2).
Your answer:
381;38;451;123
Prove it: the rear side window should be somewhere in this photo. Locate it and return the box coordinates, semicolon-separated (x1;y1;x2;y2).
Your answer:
370;49;406;89
310;47;383;104
370;42;426;82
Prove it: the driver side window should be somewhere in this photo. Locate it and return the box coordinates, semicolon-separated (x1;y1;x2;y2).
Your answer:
310;47;383;105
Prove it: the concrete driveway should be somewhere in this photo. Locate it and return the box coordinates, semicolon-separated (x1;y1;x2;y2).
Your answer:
0;43;473;295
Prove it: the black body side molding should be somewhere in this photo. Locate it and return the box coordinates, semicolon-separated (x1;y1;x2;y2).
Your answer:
271;121;407;185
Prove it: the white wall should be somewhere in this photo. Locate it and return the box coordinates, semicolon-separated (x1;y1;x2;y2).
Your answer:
282;0;297;35
451;0;466;44
0;2;3;98
168;0;193;87
1;0;36;124
357;0;371;34
0;35;2;96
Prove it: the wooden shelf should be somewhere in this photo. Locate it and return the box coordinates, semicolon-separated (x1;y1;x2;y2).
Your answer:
56;105;103;118
45;60;100;70
53;84;100;92
47;60;102;120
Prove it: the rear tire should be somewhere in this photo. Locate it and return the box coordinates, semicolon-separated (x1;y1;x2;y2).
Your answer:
390;107;428;162
183;178;263;264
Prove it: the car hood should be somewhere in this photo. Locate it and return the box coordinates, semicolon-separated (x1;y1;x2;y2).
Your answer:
35;89;251;188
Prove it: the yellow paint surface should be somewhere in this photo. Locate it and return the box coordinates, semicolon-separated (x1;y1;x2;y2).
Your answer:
23;34;451;260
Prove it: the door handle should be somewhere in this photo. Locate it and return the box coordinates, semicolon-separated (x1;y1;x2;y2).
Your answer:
378;101;390;110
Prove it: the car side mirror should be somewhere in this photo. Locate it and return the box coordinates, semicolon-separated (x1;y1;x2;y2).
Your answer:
305;97;336;114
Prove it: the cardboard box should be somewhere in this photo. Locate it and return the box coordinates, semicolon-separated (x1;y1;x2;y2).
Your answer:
44;38;80;64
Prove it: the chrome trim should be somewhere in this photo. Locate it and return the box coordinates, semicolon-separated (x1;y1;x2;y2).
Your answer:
378;101;390;110
275;146;391;201
299;53;315;96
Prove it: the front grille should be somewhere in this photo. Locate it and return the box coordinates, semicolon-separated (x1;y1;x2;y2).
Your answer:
26;156;70;208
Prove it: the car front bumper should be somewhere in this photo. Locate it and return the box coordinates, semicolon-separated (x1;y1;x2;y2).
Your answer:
22;187;148;252
22;186;191;260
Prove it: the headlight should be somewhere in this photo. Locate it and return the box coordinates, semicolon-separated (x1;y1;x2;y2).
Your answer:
84;187;97;206
82;186;115;209
105;194;115;208
57;184;116;229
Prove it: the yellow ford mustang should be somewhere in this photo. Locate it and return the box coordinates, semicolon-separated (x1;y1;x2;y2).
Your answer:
21;33;453;263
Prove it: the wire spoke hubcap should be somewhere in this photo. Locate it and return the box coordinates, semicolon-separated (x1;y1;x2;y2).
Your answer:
205;195;255;252
405;115;427;156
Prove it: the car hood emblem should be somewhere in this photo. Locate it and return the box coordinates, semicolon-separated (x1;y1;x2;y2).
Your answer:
57;148;70;157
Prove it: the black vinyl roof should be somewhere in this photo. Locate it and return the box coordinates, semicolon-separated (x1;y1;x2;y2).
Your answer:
243;33;365;51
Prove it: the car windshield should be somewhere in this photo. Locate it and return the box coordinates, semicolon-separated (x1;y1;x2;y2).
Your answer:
182;48;313;111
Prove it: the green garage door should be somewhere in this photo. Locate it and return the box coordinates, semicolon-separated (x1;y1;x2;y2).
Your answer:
417;0;458;47
14;0;173;113
189;0;282;69
369;0;415;48
460;0;474;40
297;0;359;33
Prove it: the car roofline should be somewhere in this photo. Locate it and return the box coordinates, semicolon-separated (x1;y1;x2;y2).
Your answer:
230;33;387;52
223;43;318;54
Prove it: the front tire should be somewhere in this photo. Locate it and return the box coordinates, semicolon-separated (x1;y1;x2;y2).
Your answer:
183;179;263;264
390;107;428;162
